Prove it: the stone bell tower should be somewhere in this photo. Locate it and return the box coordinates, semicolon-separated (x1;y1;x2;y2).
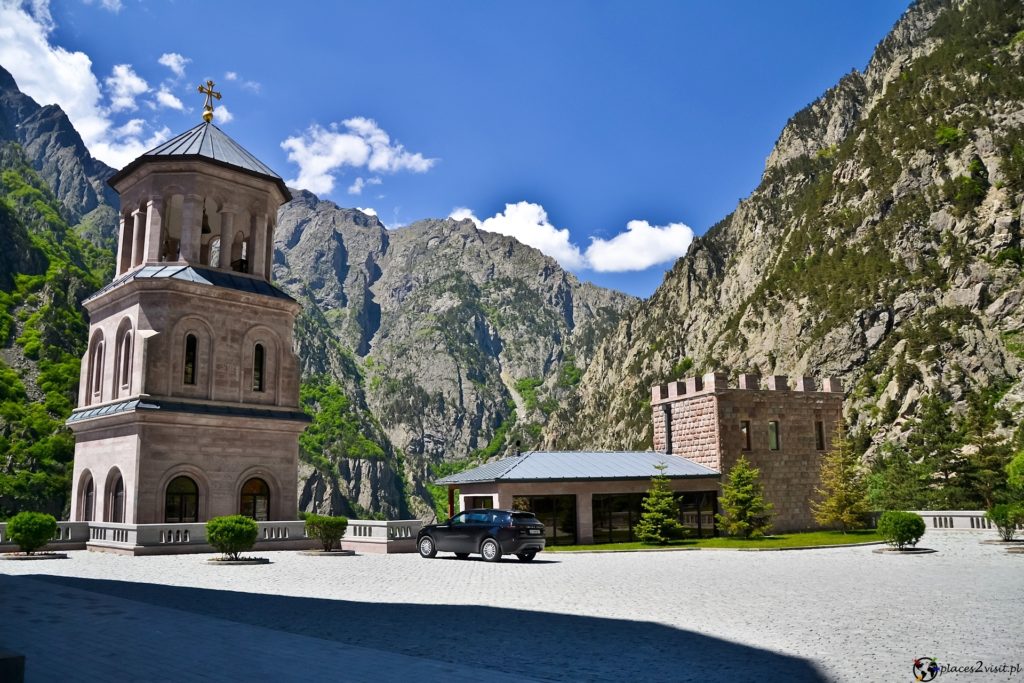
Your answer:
67;82;308;528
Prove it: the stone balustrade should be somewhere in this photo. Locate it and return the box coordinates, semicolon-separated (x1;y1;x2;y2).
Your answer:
1;518;422;555
907;510;1015;531
0;521;89;552
342;519;422;554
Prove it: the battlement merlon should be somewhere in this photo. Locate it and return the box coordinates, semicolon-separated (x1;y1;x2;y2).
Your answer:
650;372;844;405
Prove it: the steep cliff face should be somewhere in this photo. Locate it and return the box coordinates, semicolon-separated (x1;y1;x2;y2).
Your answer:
0;66;118;252
275;192;636;518
545;0;1024;465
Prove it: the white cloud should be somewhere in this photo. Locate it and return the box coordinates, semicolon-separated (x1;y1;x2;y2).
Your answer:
282;118;435;195
584;220;694;272
105;63;148;112
450;202;693;273
0;1;168;168
213;104;233;124
450;202;586;271
82;0;123;11
155;87;184;110
240;79;261;93
112;118;144;138
356;207;377;216
347;175;381;195
224;71;238;81
158;52;190;78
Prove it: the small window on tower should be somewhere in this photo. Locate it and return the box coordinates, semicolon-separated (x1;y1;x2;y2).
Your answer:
183;334;197;385
768;421;780;451
740;421;751;451
815;421;825;451
252;343;265;392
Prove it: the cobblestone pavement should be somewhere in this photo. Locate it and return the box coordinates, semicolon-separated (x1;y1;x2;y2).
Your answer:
1;531;1020;682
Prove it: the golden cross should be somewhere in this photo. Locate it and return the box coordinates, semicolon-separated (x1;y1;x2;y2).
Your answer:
198;80;222;122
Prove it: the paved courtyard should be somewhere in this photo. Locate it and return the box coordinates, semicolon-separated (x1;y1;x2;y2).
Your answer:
1;531;1020;682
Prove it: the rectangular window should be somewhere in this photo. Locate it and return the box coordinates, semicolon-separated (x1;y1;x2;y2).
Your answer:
815;421;825;450
740;421;751;451
768;421;780;451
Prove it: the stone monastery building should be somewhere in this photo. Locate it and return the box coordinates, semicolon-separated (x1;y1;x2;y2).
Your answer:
440;372;844;544
66;89;310;544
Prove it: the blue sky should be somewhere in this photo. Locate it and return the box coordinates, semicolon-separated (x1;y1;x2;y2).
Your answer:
1;0;909;297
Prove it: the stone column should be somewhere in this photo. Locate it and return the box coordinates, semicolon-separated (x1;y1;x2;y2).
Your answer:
115;212;130;276
263;219;275;280
250;212;267;278
130;209;146;268
142;197;164;263
218;209;236;270
179;194;203;263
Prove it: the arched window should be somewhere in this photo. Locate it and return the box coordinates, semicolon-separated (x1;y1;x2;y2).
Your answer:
89;336;104;401
118;328;132;392
252;343;265;392
108;473;125;523
165;476;199;523
239;478;270;521
83;476;95;522
183;334;197;385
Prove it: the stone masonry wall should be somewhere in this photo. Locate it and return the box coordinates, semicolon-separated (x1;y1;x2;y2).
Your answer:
652;373;844;532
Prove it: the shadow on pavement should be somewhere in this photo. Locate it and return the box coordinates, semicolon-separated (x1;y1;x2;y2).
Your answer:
19;573;826;682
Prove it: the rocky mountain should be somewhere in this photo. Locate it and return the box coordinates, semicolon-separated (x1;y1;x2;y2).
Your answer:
275;191;636;518
0;66;119;253
544;0;1024;493
0;65;635;521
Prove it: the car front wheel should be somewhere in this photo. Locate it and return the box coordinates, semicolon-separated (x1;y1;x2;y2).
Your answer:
480;538;502;562
516;552;536;562
418;536;437;558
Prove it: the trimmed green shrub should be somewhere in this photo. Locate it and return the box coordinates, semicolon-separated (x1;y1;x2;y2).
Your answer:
877;511;926;550
985;504;1024;542
716;455;774;539
6;511;57;554
305;514;349;551
634;463;684;545
206;515;259;560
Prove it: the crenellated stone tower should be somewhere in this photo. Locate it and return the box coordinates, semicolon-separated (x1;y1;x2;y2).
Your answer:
651;372;844;531
67;85;308;530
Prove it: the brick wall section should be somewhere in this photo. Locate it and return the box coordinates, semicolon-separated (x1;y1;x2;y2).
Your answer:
652;373;844;532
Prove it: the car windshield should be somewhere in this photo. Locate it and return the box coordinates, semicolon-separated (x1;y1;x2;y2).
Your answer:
512;512;540;525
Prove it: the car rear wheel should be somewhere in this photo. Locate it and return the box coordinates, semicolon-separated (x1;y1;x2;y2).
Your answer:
480;538;502;562
516;552;536;562
455;552;469;560
418;536;437;558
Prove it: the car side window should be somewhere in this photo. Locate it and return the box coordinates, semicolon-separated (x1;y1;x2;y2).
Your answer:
468;512;490;524
491;511;510;525
449;512;469;526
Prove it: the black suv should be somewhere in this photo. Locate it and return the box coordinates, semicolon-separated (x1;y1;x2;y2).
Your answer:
418;509;546;562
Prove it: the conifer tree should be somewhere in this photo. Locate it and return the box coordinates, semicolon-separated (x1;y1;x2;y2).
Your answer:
634;463;684;545
716;455;774;538
811;423;869;531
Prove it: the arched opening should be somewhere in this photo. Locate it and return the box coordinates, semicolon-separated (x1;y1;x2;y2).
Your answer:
88;332;105;404
239;478;270;521
107;471;125;523
164;476;199;523
183;334;197;385
252;343;265;392
81;473;95;522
